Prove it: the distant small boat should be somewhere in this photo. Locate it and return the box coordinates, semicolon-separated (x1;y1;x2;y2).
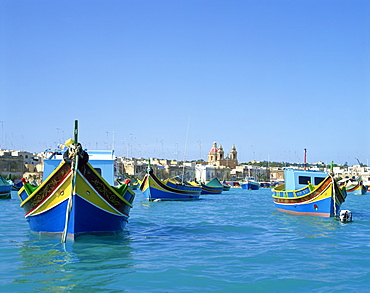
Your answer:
200;177;224;194
140;165;202;201
18;121;135;241
5;174;22;192
0;174;12;199
346;182;367;195
222;180;231;191
240;178;260;190
131;181;139;190
272;169;347;217
339;178;367;195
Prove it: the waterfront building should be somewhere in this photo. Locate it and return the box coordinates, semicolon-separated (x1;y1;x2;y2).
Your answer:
116;157;197;182
230;165;270;182
269;167;285;183
0;149;42;184
0;150;40;176
195;164;231;182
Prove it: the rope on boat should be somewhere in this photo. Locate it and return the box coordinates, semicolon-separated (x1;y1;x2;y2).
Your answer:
61;145;80;243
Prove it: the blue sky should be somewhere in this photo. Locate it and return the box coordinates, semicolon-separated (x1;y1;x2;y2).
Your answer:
1;0;369;165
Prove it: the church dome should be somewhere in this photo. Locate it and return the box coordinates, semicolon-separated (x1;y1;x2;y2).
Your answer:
209;142;218;153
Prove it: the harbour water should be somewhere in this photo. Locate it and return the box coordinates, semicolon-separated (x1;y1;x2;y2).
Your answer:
1;188;369;292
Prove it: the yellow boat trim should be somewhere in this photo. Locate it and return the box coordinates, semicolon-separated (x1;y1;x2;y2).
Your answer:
188;181;201;187
20;161;69;208
27;169;129;217
27;171;73;216
272;174;345;206
75;171;124;216
272;178;326;199
84;162;134;207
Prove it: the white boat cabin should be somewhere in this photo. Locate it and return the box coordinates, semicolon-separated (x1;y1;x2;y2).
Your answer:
43;149;115;185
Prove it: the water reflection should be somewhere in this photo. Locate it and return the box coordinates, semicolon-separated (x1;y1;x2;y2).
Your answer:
271;210;342;240
14;233;134;292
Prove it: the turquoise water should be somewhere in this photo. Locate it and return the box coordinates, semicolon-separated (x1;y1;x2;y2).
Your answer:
1;189;369;292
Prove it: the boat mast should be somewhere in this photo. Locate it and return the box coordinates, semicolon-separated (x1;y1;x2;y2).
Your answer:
304;148;307;171
182;116;190;184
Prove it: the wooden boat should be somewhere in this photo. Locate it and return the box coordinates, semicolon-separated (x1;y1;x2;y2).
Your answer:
272;169;347;217
200;177;224;194
240;178;260;190
339;178;367;195
131;180;139;190
18;121;135;241
345;182;367;195
6;174;22;191
140;165;202;201
222;180;231;191
0;174;12;199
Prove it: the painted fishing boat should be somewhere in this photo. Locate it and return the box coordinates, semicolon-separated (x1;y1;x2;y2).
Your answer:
0;174;12;199
12;181;23;191
240;178;260;190
131;180;139;190
272;169;347;217
18;121;135;241
339;178;367;195
140;166;202;201
137;178;142;188
6;174;23;191
345;182;367;195
200;177;224;194
222;180;231;191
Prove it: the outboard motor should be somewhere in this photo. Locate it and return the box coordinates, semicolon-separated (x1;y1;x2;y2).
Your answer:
339;210;352;222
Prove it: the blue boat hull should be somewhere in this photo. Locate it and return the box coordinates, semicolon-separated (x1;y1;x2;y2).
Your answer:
26;195;128;237
141;171;201;201
273;196;340;217
201;185;223;194
241;182;260;190
143;187;200;201
0;185;12;199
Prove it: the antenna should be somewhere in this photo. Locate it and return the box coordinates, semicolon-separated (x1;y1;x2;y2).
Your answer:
197;140;202;159
112;131;115;151
0;121;4;149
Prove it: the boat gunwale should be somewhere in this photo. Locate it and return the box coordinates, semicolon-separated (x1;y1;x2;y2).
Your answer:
272;176;332;204
142;171;202;195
